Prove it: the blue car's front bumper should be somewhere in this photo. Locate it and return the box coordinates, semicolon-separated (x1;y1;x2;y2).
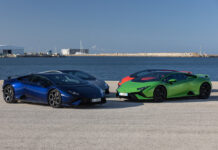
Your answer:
60;90;106;106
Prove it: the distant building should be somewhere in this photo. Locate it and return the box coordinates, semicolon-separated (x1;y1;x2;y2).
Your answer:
61;49;89;55
0;45;24;55
47;50;53;55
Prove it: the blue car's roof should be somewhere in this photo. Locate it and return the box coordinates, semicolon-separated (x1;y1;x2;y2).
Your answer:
32;73;88;85
35;73;82;80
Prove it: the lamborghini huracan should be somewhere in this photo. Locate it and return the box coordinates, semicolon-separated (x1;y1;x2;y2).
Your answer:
117;70;211;102
2;73;106;108
118;69;192;86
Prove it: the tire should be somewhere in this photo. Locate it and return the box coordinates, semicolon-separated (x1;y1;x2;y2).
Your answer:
105;88;110;94
153;86;167;102
199;82;211;99
48;89;62;108
3;85;17;103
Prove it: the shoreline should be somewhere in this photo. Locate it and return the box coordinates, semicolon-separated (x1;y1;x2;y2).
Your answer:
1;52;218;58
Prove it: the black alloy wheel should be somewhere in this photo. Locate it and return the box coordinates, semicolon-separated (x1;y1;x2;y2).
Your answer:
199;82;211;99
153;86;167;102
3;85;17;103
48;89;62;108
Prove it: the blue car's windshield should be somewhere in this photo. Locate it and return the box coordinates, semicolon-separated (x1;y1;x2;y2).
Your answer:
61;70;96;80
45;74;84;85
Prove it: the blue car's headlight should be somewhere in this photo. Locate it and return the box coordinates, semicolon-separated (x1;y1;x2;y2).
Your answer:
68;90;80;96
137;86;150;91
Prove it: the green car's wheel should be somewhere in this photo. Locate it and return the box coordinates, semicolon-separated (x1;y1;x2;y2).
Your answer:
3;85;17;103
48;89;62;108
153;86;167;102
199;82;211;99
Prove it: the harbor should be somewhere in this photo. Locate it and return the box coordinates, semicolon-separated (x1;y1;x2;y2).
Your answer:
1;0;218;149
1;44;217;58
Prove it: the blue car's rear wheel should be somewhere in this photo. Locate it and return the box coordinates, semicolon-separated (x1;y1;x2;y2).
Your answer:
3;85;17;103
199;82;211;99
48;89;62;108
153;86;167;102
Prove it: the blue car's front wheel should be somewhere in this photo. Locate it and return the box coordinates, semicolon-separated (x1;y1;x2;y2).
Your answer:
48;89;62;108
3;85;17;103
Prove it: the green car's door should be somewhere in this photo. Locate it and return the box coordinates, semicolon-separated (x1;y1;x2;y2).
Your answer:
164;73;190;98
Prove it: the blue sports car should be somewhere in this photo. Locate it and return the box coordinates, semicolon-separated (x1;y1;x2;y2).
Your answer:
2;73;106;108
40;70;110;94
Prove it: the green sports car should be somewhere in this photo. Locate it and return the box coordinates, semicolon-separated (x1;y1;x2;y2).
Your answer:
117;70;211;102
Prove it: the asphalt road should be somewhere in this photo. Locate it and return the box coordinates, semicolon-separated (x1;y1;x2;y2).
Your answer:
1;81;218;150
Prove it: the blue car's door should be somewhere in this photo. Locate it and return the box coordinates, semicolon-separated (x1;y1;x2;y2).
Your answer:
17;75;33;100
25;75;50;103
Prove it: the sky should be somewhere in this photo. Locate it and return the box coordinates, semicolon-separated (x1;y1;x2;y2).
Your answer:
0;0;218;54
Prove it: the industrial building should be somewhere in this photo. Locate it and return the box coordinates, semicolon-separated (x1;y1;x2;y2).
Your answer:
0;45;24;55
61;49;89;55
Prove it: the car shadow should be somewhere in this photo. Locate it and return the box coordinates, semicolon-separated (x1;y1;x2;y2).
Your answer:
13;92;218;108
72;100;143;109
122;96;218;103
18;101;49;107
108;92;218;104
18;100;143;109
16;95;143;109
105;92;117;98
163;95;218;103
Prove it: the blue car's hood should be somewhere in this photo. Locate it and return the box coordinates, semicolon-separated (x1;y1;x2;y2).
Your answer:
57;83;104;98
88;79;108;90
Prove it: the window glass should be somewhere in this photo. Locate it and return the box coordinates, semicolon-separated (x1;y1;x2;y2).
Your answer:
75;72;95;80
166;73;187;82
132;72;170;82
65;71;96;80
29;76;41;86
46;74;82;85
28;76;52;87
18;75;32;82
39;77;53;87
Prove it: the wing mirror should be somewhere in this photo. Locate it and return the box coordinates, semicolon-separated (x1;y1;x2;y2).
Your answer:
168;79;176;83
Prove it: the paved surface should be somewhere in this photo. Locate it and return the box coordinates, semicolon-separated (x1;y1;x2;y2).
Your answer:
1;80;218;150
